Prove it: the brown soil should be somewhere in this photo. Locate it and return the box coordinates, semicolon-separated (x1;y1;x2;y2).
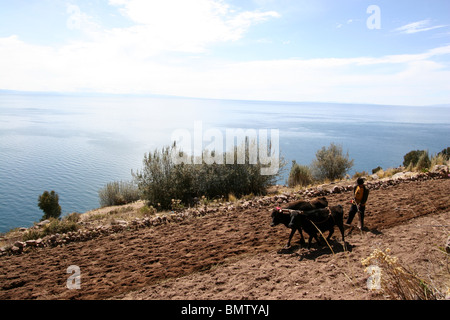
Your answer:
1;178;449;300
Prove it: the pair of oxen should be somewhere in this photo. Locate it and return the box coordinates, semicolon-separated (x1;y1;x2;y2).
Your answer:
270;197;346;250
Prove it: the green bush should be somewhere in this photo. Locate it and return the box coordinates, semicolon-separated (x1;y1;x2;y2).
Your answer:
403;149;435;171
437;147;450;161
38;190;61;221
65;212;81;223
372;166;383;174
42;218;78;235
403;150;427;168
287;161;312;187
133;142;282;210
98;180;140;207
416;151;431;171
311;143;354;181
139;205;156;216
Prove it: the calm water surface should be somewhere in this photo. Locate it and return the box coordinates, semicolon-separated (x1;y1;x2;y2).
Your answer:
1;93;449;232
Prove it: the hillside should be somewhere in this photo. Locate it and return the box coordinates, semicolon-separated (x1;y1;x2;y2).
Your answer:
0;175;449;300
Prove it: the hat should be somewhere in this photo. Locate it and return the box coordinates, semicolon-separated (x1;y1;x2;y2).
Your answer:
357;177;365;185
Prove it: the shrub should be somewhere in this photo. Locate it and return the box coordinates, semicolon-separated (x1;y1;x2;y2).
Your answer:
65;212;81;223
38;191;61;221
170;199;184;211
139;205;156;216
41;218;79;236
228;193;237;202
23;216;79;241
98;180;140;207
431;153;447;167
372;166;382;174
415;151;431;171
133;142;283;210
287;161;312;187
311;143;354;181
22;229;42;242
403;150;427;168
437;147;450;161
403;150;434;172
430;147;450;167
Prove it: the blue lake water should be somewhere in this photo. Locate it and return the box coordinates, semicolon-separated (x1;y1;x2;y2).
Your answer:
1;92;449;233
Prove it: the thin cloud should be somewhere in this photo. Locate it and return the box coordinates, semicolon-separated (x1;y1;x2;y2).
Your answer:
2;35;449;106
1;2;449;106
394;19;448;34
107;0;280;54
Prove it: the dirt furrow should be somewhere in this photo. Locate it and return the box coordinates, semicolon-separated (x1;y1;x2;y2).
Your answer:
1;178;449;300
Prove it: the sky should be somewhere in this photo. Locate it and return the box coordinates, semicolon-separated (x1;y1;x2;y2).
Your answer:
0;0;449;106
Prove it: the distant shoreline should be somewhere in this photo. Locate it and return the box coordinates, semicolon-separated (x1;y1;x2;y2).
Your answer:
2;89;449;108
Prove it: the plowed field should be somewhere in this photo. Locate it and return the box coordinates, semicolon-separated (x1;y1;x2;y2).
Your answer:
1;178;449;300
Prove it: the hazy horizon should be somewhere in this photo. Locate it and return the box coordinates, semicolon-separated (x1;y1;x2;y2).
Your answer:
2;89;450;109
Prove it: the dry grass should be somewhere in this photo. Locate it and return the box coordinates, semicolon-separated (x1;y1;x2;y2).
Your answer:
362;248;449;300
373;167;403;179
79;200;149;226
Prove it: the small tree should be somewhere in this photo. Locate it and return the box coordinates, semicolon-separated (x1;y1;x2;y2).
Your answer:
311;143;354;181
133;142;283;210
38;190;61;220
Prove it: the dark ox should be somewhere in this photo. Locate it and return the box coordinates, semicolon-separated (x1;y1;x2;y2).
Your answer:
270;197;328;248
287;205;346;249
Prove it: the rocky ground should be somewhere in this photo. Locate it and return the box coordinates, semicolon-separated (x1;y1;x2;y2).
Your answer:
0;174;449;300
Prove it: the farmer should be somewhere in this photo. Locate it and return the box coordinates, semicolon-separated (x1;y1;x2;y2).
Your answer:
345;177;369;230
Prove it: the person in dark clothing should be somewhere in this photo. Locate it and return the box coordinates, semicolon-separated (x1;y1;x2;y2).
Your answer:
345;177;369;230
